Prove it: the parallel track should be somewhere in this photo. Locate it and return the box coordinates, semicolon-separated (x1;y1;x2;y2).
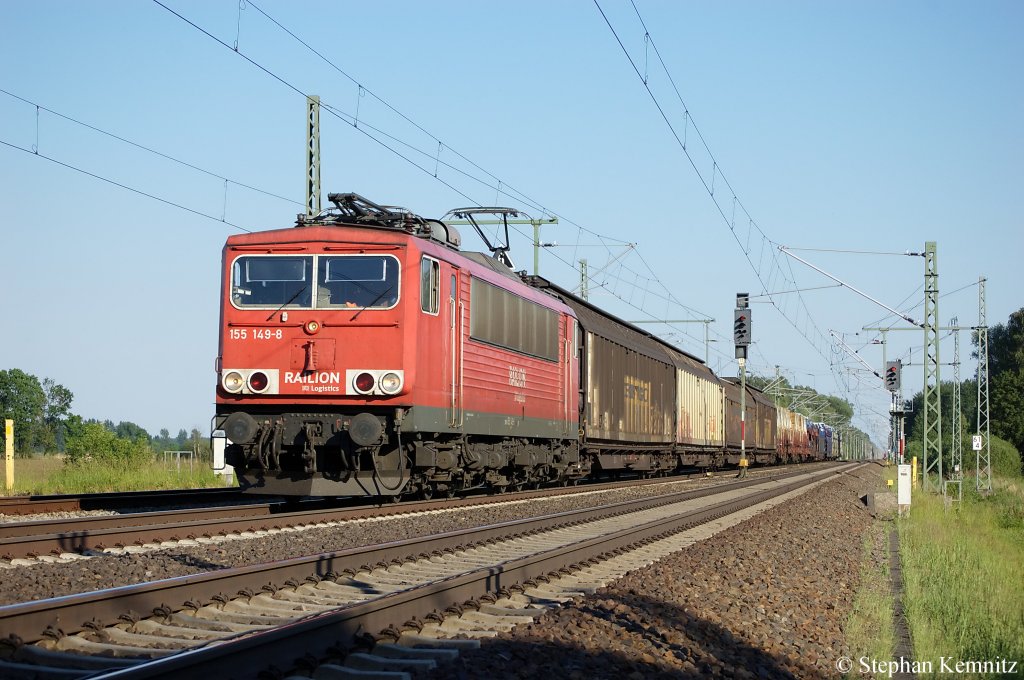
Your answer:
0;463;860;679
0;488;244;517
0;465;827;561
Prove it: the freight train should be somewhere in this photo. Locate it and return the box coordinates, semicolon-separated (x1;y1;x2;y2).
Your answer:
213;194;835;497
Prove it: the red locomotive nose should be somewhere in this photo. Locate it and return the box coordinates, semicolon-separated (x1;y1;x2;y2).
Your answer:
248;371;270;393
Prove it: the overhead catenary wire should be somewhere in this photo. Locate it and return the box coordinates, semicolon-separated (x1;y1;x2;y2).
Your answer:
593;0;841;388
0;88;300;208
241;0;639;250
781;247;921;256
152;0;738;362
4;3;827;384
862;279;981;355
598;6;928;439
0;139;253;233
151;0;644;255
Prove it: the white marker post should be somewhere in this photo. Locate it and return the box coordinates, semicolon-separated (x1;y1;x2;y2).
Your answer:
897;464;912;517
4;419;13;492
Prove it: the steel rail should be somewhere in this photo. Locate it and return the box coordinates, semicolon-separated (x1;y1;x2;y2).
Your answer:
0;465;833;560
103;464;861;679
0;488;245;516
0;464;856;680
0;503;277;539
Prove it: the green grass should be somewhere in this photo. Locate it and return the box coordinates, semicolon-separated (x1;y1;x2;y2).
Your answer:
898;476;1024;675
844;519;896;676
2;455;231;495
1;456;64;493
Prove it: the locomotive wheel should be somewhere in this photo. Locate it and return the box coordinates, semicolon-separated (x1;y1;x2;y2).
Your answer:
419;483;434;501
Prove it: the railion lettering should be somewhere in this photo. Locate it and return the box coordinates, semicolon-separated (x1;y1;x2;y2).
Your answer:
284;371;342;385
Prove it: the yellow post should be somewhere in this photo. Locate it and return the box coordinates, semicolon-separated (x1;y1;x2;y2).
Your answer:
911;455;918;488
4;419;13;493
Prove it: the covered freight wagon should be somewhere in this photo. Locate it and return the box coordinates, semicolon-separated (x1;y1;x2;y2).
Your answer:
722;379;778;463
667;346;724;466
777;406;814;462
527;277;680;475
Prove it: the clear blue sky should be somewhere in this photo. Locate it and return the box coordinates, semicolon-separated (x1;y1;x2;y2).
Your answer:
2;1;1021;446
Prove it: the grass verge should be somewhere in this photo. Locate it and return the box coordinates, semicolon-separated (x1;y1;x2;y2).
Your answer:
845;518;896;676
2;456;229;495
898;476;1024;673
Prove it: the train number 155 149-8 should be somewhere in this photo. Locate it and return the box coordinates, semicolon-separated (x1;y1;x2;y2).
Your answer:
229;328;284;340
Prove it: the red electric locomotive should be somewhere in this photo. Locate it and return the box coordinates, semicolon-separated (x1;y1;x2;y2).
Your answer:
214;194;580;497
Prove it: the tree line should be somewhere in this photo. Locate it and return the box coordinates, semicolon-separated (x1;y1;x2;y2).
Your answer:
0;368;208;458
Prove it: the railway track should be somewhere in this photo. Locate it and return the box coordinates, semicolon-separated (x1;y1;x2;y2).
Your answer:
0;463;860;679
0;464;828;562
0;487;245;517
0;465;749;519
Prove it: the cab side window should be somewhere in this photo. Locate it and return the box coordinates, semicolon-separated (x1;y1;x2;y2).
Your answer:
420;256;440;314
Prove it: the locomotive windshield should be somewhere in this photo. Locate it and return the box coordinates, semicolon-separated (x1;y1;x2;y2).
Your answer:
318;255;399;309
232;256;313;308
230;254;399;310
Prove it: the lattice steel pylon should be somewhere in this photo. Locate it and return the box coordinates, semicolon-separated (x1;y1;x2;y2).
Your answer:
976;276;992;493
922;241;941;491
948;317;962;504
306;95;321;218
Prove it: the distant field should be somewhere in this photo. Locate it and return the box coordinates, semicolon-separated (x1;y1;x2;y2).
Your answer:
1;455;231;495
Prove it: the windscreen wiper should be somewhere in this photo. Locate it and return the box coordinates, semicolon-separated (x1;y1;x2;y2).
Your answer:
266;286;308;322
349;286;394;321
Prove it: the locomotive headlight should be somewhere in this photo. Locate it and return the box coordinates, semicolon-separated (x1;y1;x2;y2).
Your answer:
379;372;402;394
223;371;245;393
248;371;270;393
304;320;321;335
353;372;375;394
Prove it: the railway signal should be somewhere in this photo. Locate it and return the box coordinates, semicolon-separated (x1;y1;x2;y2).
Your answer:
734;292;751;358
885;360;901;393
734;310;751;346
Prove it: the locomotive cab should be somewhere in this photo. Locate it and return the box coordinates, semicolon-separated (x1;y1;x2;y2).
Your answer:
215;194;582;498
214;197;431;496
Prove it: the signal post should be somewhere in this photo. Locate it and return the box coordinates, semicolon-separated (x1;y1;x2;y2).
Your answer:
734;294;751;477
884;360;906;463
